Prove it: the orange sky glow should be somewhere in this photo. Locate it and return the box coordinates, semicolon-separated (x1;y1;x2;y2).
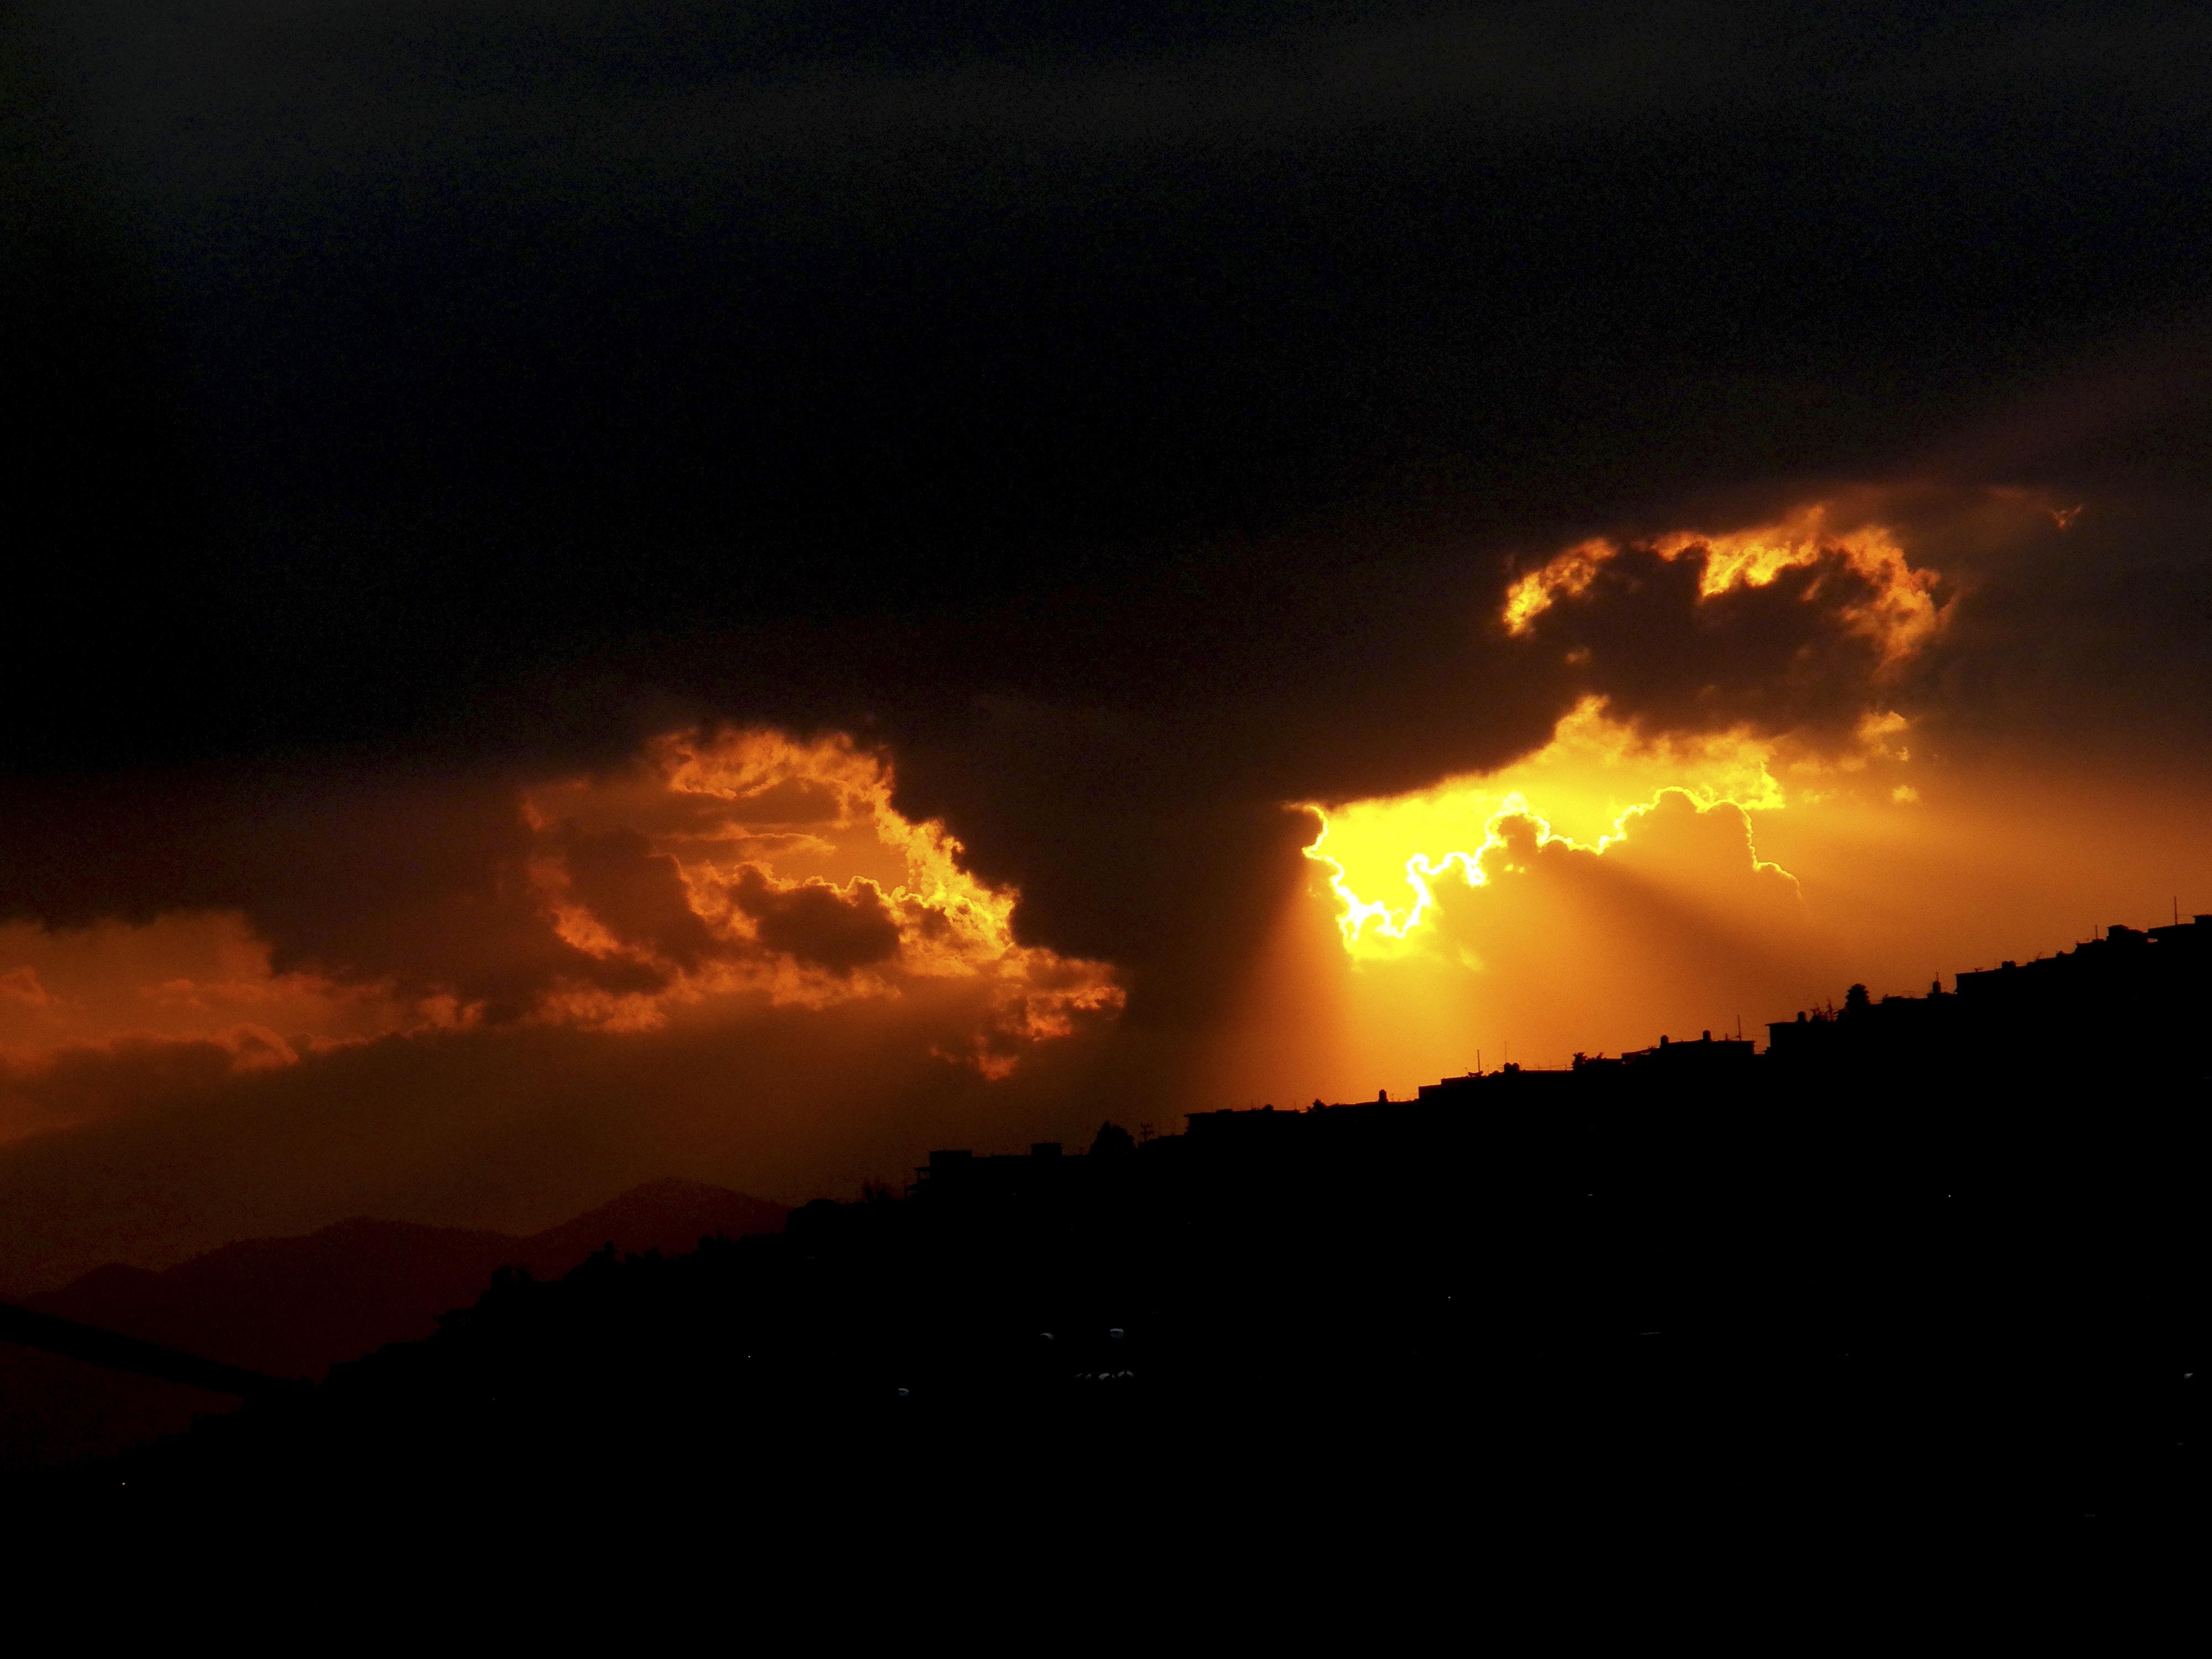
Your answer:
0;487;2204;1288
0;732;1120;1149
6;493;2197;1166
1193;499;2209;1109
10;4;2211;1316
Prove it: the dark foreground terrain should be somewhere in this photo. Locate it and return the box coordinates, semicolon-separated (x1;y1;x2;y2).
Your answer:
11;924;2208;1569
25;1102;2204;1551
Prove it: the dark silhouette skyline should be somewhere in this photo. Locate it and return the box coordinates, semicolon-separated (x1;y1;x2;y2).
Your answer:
6;905;2200;1552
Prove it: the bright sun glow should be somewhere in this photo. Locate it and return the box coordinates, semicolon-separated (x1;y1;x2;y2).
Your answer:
1301;697;1812;958
1318;503;1947;963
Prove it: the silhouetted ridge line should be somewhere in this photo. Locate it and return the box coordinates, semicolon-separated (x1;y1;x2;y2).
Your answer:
0;1303;287;1401
25;909;2206;1544
21;1181;787;1387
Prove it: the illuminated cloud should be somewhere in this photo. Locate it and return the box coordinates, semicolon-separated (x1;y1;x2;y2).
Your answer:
1343;490;2054;962
1246;764;1822;1106
0;729;1129;1276
1503;502;1948;670
1301;696;1862;958
1409;790;1808;1000
0;728;1123;1144
1257;486;2118;1098
520;729;1123;1065
0;911;461;1140
1500;538;1614;635
0;911;453;1058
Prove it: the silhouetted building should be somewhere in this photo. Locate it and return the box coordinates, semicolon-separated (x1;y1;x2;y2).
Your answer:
1766;913;2212;1092
1618;1029;1756;1075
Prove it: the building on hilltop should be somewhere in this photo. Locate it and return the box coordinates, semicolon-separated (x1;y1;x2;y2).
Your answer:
1767;912;2211;1086
901;912;2210;1191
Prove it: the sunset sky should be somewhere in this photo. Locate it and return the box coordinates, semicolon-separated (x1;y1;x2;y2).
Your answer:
5;3;2210;1287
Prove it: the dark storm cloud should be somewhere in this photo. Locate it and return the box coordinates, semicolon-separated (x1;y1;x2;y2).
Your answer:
1504;535;1940;742
728;869;900;976
559;825;721;975
48;3;2212;208
0;767;650;1018
13;1;2212;777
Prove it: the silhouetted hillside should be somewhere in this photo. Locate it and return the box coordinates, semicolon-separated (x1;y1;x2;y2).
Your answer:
28;1219;523;1383
17;917;2207;1556
520;1178;788;1279
23;1180;786;1383
0;1344;239;1476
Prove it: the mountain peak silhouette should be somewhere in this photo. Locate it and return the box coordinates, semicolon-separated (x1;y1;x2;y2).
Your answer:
525;1178;787;1270
18;1180;788;1388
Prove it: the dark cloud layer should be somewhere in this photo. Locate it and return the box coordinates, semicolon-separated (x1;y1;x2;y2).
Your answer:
13;3;2212;766
729;869;900;976
3;5;2211;1272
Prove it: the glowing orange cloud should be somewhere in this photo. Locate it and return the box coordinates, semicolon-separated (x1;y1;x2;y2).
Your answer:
0;731;1123;1141
1223;485;2143;1103
0;911;462;1061
521;728;1122;1074
1500;537;1614;635
0;911;468;1139
1503;503;1948;667
1300;696;1922;960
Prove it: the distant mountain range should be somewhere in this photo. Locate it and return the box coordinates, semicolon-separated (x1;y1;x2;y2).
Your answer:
18;1178;787;1385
